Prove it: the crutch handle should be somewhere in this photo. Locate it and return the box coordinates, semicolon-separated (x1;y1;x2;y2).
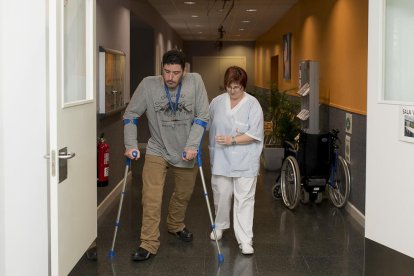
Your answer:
125;150;138;166
182;151;202;166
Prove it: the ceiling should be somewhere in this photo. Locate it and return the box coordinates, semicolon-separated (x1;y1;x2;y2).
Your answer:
146;0;298;41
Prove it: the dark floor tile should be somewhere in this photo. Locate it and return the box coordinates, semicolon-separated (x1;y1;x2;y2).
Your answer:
69;254;97;275
304;255;364;276
255;255;311;275
71;156;365;275
150;256;204;275
96;254;156;275
204;254;258;275
253;241;302;259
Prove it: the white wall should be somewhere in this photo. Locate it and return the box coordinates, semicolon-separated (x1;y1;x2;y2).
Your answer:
0;1;49;275
97;0;131;102
366;0;414;258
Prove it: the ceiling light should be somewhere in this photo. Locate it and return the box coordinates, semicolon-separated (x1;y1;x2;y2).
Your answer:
191;15;199;18
239;28;245;31
246;9;257;12
242;20;250;23
184;1;196;4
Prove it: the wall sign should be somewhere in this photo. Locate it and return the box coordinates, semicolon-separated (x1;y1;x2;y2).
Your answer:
399;105;414;143
283;32;291;80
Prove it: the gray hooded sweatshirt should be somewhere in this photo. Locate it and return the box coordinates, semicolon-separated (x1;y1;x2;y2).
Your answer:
123;72;209;168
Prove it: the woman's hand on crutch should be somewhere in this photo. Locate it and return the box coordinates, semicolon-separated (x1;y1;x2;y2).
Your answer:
124;148;140;160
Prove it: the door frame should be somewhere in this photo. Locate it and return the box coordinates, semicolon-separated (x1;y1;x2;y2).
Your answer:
0;1;49;275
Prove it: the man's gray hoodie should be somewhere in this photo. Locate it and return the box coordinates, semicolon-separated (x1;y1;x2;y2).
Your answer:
123;72;209;168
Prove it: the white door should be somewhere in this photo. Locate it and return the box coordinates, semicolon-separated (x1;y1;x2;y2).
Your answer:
48;1;97;275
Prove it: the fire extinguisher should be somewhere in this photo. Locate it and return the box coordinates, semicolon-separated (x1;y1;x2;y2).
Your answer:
97;133;110;187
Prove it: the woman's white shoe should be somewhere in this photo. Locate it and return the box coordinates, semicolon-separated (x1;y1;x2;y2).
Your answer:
210;229;223;241
240;243;254;255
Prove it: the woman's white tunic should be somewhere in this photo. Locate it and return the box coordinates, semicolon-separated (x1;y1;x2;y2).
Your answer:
208;92;264;177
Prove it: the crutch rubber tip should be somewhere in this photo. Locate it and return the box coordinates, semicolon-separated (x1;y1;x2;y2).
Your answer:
218;253;224;264
108;250;115;258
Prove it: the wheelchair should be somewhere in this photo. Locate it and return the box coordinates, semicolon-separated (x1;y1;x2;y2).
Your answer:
272;129;351;210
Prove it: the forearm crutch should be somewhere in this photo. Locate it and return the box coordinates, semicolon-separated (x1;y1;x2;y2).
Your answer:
188;119;224;265
108;151;138;258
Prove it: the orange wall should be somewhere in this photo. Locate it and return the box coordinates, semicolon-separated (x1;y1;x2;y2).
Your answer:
255;0;368;114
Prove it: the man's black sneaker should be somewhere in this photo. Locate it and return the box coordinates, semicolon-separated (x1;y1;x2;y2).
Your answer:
131;247;152;261
168;227;193;242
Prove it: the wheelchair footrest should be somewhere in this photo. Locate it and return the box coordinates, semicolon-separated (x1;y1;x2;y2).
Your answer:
304;178;326;193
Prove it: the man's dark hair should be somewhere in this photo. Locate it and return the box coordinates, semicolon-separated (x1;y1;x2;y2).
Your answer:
162;49;186;70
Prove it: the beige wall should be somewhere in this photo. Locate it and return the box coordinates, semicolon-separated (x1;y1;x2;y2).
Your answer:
192;56;246;101
255;0;368;115
184;41;256;90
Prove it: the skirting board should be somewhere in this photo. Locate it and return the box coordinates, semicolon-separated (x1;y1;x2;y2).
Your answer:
97;172;131;221
345;201;365;228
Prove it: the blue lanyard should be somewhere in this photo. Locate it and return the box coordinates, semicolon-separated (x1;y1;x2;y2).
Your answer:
164;82;182;115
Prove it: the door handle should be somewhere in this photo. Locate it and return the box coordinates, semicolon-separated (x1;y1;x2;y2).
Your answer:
58;152;76;159
44;147;74;183
43;151;76;159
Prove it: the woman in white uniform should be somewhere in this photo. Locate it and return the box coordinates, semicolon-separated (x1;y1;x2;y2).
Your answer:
208;66;264;255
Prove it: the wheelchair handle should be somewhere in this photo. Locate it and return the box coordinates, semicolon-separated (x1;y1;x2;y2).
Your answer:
330;129;339;137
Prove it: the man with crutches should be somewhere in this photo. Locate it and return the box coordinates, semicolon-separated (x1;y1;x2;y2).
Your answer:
123;49;209;261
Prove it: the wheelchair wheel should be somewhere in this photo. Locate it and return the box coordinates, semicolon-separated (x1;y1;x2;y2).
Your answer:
272;183;281;200
315;192;323;204
328;155;350;208
271;174;281;200
280;156;301;209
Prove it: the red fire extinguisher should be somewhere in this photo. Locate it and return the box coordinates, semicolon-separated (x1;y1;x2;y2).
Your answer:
97;134;110;187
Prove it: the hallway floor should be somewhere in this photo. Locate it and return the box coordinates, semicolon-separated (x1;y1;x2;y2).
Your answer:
70;153;364;275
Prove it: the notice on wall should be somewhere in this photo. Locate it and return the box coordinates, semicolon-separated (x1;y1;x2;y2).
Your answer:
345;135;351;163
345;113;352;135
399;105;414;143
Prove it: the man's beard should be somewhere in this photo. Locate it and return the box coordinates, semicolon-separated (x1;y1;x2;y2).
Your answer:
165;77;182;89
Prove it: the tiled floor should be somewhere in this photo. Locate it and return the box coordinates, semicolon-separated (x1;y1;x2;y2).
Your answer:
70;152;365;275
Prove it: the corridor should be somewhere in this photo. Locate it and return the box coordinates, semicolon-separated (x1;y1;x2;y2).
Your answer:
70;149;364;275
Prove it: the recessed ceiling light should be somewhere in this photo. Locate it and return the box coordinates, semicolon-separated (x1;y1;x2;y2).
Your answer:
191;15;199;18
246;9;257;12
184;1;196;4
239;28;245;31
242;20;250;23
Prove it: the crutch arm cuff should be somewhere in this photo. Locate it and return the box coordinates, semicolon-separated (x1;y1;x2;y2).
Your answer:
123;118;138;125
193;118;207;129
